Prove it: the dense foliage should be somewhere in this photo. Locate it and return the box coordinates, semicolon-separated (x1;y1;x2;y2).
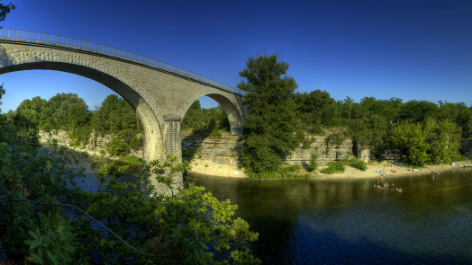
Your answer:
293;92;470;165
0;90;260;264
390;119;462;166
6;93;144;155
238;53;300;174
181;100;230;136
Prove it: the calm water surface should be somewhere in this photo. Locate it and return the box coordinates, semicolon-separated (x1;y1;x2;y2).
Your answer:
57;146;472;264
188;170;472;265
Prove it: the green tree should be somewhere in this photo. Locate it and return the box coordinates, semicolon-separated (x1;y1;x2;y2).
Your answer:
108;137;129;156
295;89;337;128
182;100;204;130
0;83;5;113
390;122;430;166
425;118;462;164
0;1;15;28
238;53;299;173
400;100;438;123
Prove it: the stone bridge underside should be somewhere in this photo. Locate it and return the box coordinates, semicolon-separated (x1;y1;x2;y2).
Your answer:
0;41;246;193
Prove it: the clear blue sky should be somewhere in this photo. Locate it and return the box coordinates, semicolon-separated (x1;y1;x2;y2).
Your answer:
1;0;471;113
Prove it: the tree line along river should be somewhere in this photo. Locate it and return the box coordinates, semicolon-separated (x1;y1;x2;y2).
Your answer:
58;145;472;265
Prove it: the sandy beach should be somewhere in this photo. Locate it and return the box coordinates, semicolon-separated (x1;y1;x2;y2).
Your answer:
189;159;248;178
188;158;472;180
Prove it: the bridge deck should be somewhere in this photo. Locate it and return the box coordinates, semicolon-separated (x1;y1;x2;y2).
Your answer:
0;29;245;96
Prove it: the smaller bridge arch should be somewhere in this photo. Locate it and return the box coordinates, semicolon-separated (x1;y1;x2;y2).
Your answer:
178;90;246;135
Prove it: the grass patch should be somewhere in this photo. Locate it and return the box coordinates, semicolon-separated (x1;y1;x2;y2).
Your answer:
118;155;144;164
247;164;311;180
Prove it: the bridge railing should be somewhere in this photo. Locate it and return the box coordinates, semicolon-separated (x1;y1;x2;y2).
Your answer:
0;29;245;96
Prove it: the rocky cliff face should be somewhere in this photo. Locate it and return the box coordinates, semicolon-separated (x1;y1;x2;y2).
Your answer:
462;139;472;158
181;133;243;165
182;133;356;166
38;130;144;159
353;143;402;162
41;131;472;166
283;136;355;165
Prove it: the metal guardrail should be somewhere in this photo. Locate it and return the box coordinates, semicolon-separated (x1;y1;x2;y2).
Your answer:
0;29;245;96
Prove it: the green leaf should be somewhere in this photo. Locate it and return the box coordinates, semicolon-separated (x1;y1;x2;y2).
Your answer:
28;230;39;240
30;239;41;249
46;250;59;265
24;239;35;245
27;253;43;264
58;250;72;263
62;244;75;253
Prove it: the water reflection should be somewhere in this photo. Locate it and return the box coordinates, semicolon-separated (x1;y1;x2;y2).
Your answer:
41;144;144;193
188;169;472;264
69;158;144;193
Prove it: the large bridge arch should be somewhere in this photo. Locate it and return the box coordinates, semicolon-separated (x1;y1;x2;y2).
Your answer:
0;60;165;163
0;29;247;193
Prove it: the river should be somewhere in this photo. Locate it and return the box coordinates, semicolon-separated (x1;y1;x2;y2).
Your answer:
52;146;472;264
187;170;472;264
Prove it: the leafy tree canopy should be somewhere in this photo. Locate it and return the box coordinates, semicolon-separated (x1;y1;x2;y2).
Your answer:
238;52;300;173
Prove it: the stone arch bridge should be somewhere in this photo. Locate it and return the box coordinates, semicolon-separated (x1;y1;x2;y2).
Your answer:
0;29;246;192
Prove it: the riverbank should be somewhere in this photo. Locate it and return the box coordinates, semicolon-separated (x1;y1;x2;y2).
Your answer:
188;159;248;178
315;160;472;180
188;158;472;180
41;136;472;181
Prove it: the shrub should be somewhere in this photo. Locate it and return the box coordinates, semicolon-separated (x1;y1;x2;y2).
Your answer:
182;147;198;161
346;158;367;171
310;125;326;135
129;134;144;151
305;153;318;172
246;164;311;180
118;155;144;164
302;138;311;149
209;129;222;138
326;130;346;148
108;137;129;156
321;161;345;174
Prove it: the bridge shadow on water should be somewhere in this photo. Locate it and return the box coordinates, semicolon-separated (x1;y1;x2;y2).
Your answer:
251;217;471;265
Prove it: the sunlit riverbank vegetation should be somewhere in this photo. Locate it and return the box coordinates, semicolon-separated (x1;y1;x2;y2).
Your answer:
0;86;261;264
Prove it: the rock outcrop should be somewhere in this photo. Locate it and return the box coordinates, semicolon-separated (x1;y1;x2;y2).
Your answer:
182;133;356;166
38;130;144;159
